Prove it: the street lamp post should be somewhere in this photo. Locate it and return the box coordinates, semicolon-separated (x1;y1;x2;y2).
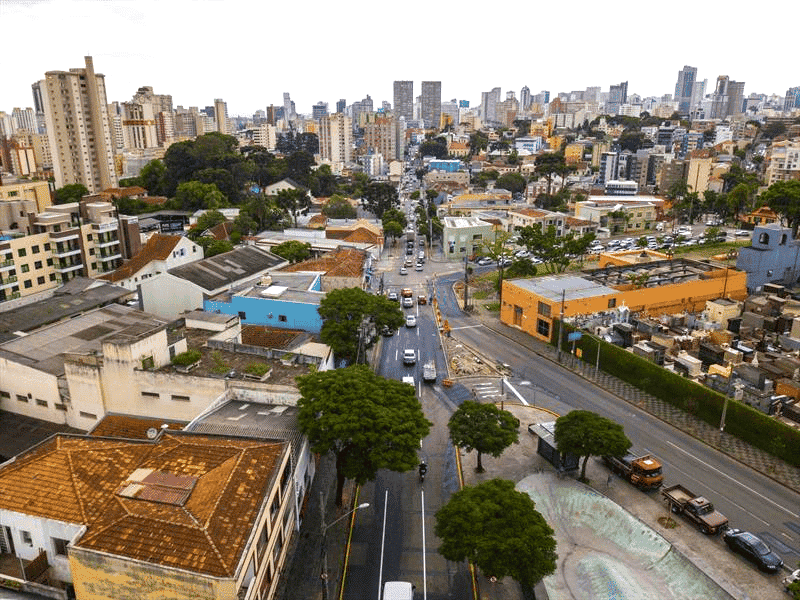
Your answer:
320;497;370;600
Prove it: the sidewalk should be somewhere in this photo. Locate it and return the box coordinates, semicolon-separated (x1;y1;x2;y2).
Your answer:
465;304;800;494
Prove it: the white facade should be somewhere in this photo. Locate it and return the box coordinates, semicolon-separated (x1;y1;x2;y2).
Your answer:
253;124;278;150
140;272;205;320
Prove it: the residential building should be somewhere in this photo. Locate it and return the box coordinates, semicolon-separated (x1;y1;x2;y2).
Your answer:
598;152;618;185
214;98;228;134
363;116;399;161
736;224;800;292
253;123;278;151
674;66;697;115
508;208;566;236
421;81;442;130
607;81;628;115
784;86;800;112
710;76;745;119
741;206;779;227
574;198;658;233
121;98;158;149
764;139;800;185
39;56;117;193
99;233;203;290
481;87;501;125
442;216;494;260
686;150;713;197
520;86;531;111
0;180;52;218
501;259;747;343
393;81;414;120
604;180;638;196
312;101;328;120
0;430;295;600
318;113;352;174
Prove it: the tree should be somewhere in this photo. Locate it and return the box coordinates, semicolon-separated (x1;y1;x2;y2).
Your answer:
434;478;557;594
362;182;398;219
203;239;234;257
636;236;648;248
419;136;448;159
760;179;800;235
189;209;227;239
554;410;631;481
271;240;311;263
469;131;489;155
138;159;167;195
297;365;432;505
518;225;593;275
535;152;567;196
496;172;526;195
321;194;357;219
274;188;310;227
318;287;405;364
479;231;514;302
54;183;89;205
172;181;227;211
448;401;519;472
381;208;407;230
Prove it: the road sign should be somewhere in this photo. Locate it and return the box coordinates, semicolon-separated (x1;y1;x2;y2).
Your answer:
567;332;583;342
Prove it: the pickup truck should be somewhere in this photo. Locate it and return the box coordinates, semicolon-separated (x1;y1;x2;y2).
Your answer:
661;484;728;534
602;453;663;490
422;361;436;382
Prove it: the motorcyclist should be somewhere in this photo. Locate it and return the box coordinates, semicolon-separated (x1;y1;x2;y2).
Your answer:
418;461;428;480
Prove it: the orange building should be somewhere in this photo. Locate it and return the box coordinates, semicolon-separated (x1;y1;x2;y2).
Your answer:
500;258;747;342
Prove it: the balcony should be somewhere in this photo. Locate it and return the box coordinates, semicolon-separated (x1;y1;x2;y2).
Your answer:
0;550;68;599
0;275;18;290
51;245;81;259
54;262;83;275
48;230;80;243
95;237;120;249
0;259;14;272
92;220;119;234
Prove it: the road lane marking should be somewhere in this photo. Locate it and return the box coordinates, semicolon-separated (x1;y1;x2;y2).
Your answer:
665;440;799;519
450;324;485;330
504;380;529;406
378;488;388;600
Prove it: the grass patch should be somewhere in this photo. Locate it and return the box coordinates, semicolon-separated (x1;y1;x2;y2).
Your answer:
210;350;230;374
484;301;501;312
472;289;489;300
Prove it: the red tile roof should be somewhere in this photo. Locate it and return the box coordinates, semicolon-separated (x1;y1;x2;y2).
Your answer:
90;415;186;439
281;247;366;278
0;433;286;577
100;234;182;283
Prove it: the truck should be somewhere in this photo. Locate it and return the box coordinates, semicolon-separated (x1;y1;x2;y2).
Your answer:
602;453;663;490
422;361;436;382
661;484;728;534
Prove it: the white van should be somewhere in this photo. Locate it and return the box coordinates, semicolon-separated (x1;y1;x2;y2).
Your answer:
383;581;414;600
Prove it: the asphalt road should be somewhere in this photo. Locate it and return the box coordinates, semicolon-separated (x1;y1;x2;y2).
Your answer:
434;270;800;576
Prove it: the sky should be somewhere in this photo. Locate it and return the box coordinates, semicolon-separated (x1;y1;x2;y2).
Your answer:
2;0;797;118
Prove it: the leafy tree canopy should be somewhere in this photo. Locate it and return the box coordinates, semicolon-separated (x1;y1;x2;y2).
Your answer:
171;180;227;211
760;179;800;234
271;240;312;263
518;225;595;274
297;365;432;505
273;188;310;227
434;478;557;590
479;231;515;299
448;401;519;472
496;172;526;195
318;287;405;364
382;208;408;230
419;136;448;159
362;182;398;219
554;410;631;480
196;237;234;258
322;194;357;219
54;183;89;205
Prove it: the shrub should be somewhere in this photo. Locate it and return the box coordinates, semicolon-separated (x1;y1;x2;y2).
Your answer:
244;363;270;377
171;350;201;367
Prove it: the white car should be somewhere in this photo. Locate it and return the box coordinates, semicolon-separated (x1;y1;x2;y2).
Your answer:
515;249;530;258
406;314;417;327
403;349;416;365
402;296;413;308
477;257;493;266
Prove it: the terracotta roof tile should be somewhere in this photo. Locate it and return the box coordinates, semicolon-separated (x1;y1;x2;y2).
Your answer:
90;415;186;439
0;433;286;578
100;234;182;283
281;247;366;277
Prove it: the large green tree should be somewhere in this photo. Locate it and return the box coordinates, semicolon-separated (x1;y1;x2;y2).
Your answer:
419;136;448;159
271;240;312;263
53;183;89;205
554;410;631;480
760;179;800;235
172;181;227;211
318;287;405;364
297;365;432;505
362;182;398;218
534;152;567;196
321;194;357;219
479;231;514;301
496;172;527;195
518;224;594;274
274;188;310;227
448;401;519;472
435;478;557;594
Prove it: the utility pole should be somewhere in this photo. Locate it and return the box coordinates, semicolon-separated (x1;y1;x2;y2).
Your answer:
463;253;470;311
557;289;566;362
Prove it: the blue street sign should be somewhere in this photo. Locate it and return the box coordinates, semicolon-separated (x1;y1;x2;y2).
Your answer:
567;332;583;342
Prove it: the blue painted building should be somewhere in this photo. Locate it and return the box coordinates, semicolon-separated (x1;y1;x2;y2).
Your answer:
429;159;462;173
736;224;800;292
205;272;324;332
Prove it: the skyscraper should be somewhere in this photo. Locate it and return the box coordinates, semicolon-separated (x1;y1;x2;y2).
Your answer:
421;81;441;129
39;56;117;193
393;81;414;120
674;66;697;115
336;99;347;114
785;87;800;112
283;93;295;122
520;86;531;111
319;113;352;173
214;98;228;134
710;76;744;119
312;102;329;120
481;87;501;124
607;81;628;115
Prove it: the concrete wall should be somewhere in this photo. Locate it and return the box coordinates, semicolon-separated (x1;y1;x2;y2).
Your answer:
140;273;204;320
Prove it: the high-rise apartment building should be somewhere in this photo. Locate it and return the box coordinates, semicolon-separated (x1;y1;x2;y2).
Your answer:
336;99;347;114
520;86;531;111
364;116;398;161
214;98;228;134
312;102;329;120
607;81;628;115
421;81;442;129
481;87;501;125
393;81;414;120
710;76;745;119
319;113;352;174
674;65;697;115
130;86;173;145
784;87;800;112
121;99;157;149
11;108;37;134
283;93;295;122
39;56;117;193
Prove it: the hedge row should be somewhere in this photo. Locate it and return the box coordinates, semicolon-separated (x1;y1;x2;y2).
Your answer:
551;320;800;467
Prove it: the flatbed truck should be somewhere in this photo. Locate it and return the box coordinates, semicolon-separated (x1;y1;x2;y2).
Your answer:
602;453;663;490
661;484;728;534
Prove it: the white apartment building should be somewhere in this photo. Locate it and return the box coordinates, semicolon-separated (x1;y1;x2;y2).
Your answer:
319;113;352;174
253;123;278;151
765;140;800;185
40;56;118;193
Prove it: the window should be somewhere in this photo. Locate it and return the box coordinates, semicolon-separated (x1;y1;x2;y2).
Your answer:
79;411;97;420
171;394;190;402
537;319;550;338
238;311;246;320
49;273;57;281
86;234;92;241
21;264;29;273
767;269;774;277
34;260;42;269
52;538;69;556
759;232;770;245
54;403;67;411
537;302;551;317
36;399;47;407
608;298;617;308
141;391;159;399
21;531;32;546
0;390;9;399
280;465;291;494
47;258;53;266
17;248;26;257
37;276;45;285
278;315;287;322
44;243;50;251
24;280;32;289
31;245;40;254
17;394;28;403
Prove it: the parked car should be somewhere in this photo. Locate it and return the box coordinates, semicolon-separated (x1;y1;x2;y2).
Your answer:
722;529;784;573
477;257;493;266
381;325;396;336
406;314;417;327
515;249;530;258
387;291;398;301
735;230;750;237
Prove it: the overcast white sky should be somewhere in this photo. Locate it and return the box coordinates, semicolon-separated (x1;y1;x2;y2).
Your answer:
2;0;796;117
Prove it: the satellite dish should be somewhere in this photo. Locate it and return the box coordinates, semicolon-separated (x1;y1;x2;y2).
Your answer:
146;427;158;440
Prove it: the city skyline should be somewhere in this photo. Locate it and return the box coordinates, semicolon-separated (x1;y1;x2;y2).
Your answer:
1;0;798;117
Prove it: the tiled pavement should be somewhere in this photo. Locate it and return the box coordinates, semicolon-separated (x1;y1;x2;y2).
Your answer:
473;312;800;495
